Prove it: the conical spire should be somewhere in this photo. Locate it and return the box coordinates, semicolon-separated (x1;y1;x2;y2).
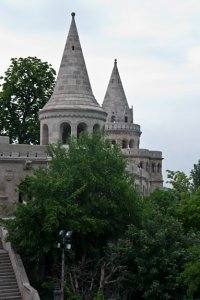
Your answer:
102;59;133;123
42;12;102;111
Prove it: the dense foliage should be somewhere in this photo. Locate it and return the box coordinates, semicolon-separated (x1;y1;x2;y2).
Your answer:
0;57;56;144
5;133;141;299
5;137;200;299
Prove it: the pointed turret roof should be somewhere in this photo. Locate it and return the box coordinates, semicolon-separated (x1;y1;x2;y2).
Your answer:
102;59;132;123
41;12;103;112
103;59;129;109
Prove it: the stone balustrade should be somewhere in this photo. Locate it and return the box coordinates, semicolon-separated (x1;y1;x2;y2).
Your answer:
0;143;47;160
0;151;47;159
105;122;141;132
122;148;163;159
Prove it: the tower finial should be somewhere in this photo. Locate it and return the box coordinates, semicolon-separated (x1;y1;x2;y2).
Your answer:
114;59;117;65
71;12;75;18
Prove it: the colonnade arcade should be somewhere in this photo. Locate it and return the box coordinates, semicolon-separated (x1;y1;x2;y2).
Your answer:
139;161;162;174
106;138;138;149
41;122;101;145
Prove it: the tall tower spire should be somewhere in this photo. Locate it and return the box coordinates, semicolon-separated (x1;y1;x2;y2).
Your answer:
102;59;141;149
42;12;100;110
102;59;133;123
39;13;106;145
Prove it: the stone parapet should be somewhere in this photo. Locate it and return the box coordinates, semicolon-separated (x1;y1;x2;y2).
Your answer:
122;148;163;159
105;122;141;133
0;143;47;160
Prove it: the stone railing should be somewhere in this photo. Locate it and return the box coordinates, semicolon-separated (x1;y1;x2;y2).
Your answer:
122;148;162;159
105;123;141;132
0;226;40;300
0;151;47;159
0;144;47;160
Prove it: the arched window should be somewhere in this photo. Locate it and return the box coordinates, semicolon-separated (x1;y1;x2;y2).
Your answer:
125;116;128;123
111;115;116;123
157;163;161;173
129;139;134;148
111;140;116;146
139;161;144;169
93;124;100;132
122;139;128;149
152;163;155;173
42;124;49;145
60;123;71;144
77;123;87;138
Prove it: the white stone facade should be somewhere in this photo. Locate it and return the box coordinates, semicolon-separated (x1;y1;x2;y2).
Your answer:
0;13;163;212
102;59;163;195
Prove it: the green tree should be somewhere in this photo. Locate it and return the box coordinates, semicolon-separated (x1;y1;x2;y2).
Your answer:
105;200;192;299
145;188;179;217
0;57;56;144
166;170;192;195
77;189;194;300
179;188;200;233
5;133;141;299
164;166;200;299
178;245;200;299
190;160;200;192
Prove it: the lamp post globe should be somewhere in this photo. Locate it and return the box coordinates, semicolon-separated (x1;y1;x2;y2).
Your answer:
57;230;72;300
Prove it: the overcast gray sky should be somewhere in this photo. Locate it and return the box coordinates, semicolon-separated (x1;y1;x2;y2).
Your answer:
1;0;200;185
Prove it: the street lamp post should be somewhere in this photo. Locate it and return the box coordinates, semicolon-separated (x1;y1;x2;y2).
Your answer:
53;283;61;300
58;230;72;300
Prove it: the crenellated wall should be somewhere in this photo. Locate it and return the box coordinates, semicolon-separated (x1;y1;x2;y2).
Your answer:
0;138;47;212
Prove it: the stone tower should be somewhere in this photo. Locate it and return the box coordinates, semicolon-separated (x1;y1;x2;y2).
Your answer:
39;12;107;145
0;12;163;211
102;59;141;149
103;60;163;194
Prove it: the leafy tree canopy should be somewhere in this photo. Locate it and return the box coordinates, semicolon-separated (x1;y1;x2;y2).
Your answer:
179;188;200;233
5;133;142;298
107;218;190;300
166;170;192;195
0;57;56;144
178;246;200;300
5;140;200;299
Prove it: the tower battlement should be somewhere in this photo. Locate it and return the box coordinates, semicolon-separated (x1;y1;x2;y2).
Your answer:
0;140;47;160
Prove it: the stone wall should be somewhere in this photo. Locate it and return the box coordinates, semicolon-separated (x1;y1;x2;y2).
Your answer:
0;135;163;211
0;138;47;212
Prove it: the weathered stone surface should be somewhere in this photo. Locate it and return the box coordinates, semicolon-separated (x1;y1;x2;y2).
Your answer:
39;12;107;145
102;59;163;194
0;12;163;211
